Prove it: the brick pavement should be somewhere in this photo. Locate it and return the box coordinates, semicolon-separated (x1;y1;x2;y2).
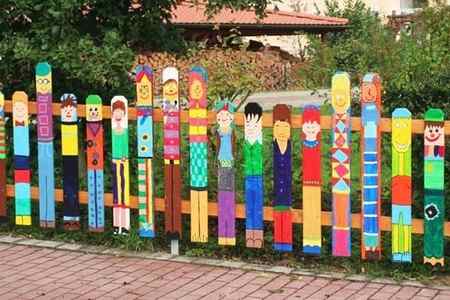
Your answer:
0;243;448;300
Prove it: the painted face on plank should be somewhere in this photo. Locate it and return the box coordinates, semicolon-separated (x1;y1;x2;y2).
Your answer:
245;113;262;144
36;74;52;94
13;101;28;125
112;99;127;134
87;104;102;121
36;62;52;95
217;109;234;130
137;75;152;104
302;120;320;142
424;123;444;146
274;120;290;143
332;89;350;114
163;79;178;104
61;95;77;122
392;118;411;152
189;79;204;102
361;83;378;104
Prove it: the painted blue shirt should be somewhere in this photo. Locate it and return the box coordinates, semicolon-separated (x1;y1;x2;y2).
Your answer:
273;140;292;207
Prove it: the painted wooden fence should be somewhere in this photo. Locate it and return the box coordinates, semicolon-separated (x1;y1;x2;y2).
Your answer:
0;63;450;266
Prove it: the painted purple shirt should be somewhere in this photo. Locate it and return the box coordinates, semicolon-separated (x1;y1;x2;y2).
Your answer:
37;93;53;141
273;140;292;207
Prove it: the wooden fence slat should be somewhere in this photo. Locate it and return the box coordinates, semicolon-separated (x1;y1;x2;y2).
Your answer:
5;184;450;236
3;100;450;134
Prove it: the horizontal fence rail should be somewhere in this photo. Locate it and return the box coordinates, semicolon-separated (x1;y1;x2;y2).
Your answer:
4;100;450;134
2;100;450;237
4;185;450;236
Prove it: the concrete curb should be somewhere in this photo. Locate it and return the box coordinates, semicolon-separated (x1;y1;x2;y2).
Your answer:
0;234;448;291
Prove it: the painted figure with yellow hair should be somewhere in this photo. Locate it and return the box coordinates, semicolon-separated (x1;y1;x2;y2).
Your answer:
331;72;352;257
391;108;412;263
13;91;31;226
135;64;155;238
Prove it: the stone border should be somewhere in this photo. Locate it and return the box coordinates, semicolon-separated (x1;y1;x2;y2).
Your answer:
0;234;448;291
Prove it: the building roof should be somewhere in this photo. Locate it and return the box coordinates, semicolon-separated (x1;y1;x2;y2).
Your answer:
170;2;349;35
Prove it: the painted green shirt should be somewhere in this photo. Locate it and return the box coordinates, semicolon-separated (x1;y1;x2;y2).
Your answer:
112;129;129;159
244;140;263;176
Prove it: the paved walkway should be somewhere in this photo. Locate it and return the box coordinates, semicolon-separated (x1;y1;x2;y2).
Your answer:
0;243;448;300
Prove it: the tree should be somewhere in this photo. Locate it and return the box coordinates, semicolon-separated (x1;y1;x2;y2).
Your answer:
0;0;273;100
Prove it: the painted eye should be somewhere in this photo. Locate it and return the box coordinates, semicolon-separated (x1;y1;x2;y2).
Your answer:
435;129;439;133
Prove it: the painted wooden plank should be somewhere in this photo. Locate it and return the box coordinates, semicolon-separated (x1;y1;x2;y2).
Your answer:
423;108;445;266
12;91;31;226
216;99;236;246
61;94;80;230
273;104;292;252
135;64;155;238
189;66;209;243
360;73;382;260
302;104;322;255
391;108;412;263
331;72;352;257
244;102;264;248
111;95;130;234
36;62;55;228
86;95;105;232
162;67;182;243
0;92;6;224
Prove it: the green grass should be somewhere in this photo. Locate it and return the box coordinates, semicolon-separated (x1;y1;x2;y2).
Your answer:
1;104;450;283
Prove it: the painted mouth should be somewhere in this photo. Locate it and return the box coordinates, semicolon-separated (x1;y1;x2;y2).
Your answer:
426;134;441;142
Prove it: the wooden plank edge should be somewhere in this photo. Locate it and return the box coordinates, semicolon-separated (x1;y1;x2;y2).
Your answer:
5;184;449;236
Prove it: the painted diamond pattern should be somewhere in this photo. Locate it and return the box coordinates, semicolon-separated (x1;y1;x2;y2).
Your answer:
336;120;346;133
332;149;347;163
334;164;349;177
335;134;346;147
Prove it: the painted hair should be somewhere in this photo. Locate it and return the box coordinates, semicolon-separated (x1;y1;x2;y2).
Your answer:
244;102;262;121
303;105;320;123
214;99;236;113
273;104;290;124
135;64;153;82
61;94;76;108
112;100;126;111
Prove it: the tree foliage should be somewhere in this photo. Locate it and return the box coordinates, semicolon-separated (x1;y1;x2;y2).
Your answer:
0;0;272;100
299;0;450;116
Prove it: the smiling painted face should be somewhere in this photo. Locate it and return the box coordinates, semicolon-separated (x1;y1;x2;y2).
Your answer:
217;109;233;132
189;79;204;101
163;79;178;103
13;101;28;125
302;120;320;141
392;118;411;152
245;114;262;144
361;82;378;104
36;74;52;94
61;104;77;122
87;103;102;121
273;120;290;143
332;89;350;114
137;75;152;105
424;123;444;146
